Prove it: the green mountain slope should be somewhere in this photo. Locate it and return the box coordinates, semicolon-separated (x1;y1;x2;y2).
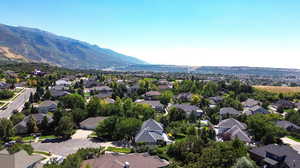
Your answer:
0;24;146;69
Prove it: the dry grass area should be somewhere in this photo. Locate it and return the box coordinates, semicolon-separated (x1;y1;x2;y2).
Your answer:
254;85;300;94
0;46;28;61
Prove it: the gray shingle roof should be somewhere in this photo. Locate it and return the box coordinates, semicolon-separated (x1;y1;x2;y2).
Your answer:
224;125;251;143
276;120;300;130
135;119;165;143
220;107;241;115
250;144;300;168
171;104;201;113
242;98;261;107
217;118;247;130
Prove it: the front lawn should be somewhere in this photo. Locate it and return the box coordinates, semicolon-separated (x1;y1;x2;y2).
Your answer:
39;135;58;141
287;136;300;142
106;147;131;154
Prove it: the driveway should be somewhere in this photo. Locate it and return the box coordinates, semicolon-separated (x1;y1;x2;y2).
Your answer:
71;129;93;139
32;139;102;156
281;137;300;153
32;138;123;157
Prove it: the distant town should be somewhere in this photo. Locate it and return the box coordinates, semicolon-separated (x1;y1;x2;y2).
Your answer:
0;62;299;168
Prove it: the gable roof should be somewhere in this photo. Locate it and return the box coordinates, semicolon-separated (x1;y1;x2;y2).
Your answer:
220;107;241;115
80;117;108;130
136;100;163;108
81;153;169;168
145;91;161;96
224;125;251;142
0;150;43;168
38;100;57;107
15;113;53;128
141;119;164;132
276;120;300;130
135;128;164;143
217;118;247;130
171;104;201;113
249;144;300;168
242;98;261;107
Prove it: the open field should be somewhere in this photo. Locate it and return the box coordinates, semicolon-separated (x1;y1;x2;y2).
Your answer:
254;85;300;94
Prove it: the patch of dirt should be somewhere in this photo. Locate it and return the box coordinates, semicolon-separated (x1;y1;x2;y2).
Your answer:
0;46;28;61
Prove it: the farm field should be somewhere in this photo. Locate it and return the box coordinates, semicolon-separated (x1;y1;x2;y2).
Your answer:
254;85;300;94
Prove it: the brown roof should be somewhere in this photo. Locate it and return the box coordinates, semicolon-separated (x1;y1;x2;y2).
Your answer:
81;153;169;168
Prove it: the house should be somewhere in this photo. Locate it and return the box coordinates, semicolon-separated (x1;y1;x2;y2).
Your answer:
135;119;170;144
215;118;251;143
83;79;99;88
249;144;300;168
0;82;10;90
145;91;161;100
81;153;169;168
80;117;108;130
14;114;53;134
271;100;295;111
176;92;193;102
135;100;164;112
91;86;113;98
276;120;300;133
209;96;223;108
36;100;57;113
55;79;71;86
243;105;269;115
169;104;203;117
49;90;70;98
0;149;43;168
242;98;261;108
294;102;300;110
219;107;241;116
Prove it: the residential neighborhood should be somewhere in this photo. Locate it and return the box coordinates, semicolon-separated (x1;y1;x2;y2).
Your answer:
1;63;300;168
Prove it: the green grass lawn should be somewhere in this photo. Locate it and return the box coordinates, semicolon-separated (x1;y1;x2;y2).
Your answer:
33;151;52;156
10;136;35;142
39;135;57;140
106;147;131;154
287;136;300;142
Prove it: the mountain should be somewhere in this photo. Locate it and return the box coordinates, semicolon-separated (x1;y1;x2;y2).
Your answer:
0;23;146;69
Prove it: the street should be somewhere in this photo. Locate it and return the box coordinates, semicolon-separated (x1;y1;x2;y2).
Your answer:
0;88;35;118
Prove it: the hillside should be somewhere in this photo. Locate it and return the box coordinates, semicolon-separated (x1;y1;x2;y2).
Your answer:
0;24;146;69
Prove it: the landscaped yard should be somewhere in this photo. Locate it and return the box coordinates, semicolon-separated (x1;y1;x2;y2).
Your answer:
287;136;300;142
106;146;131;154
39;135;58;141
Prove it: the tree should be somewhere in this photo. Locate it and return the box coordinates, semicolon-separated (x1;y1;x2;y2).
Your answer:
247;114;286;144
160;91;173;106
40;116;49;132
10;112;25;125
27;115;39;133
61;94;85;109
0;90;14;99
55;116;75;139
0;118;15;141
191;94;201;105
232;157;258;168
169;107;186;122
95;117;118;140
115;118;142;141
44;89;51;100
72;108;88;124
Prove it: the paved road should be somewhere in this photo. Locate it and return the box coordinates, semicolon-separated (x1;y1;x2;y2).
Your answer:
0;88;35;118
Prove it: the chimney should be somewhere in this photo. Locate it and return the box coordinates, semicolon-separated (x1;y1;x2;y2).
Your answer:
124;161;130;168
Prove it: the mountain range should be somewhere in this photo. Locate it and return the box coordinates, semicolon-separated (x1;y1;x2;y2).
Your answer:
0;23;146;69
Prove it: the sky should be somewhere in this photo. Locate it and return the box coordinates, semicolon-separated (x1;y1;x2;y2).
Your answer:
0;0;300;68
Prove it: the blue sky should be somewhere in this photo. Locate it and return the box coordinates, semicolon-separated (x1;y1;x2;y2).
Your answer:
1;0;300;68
